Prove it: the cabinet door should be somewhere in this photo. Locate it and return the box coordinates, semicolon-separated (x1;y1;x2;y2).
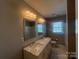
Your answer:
41;43;52;59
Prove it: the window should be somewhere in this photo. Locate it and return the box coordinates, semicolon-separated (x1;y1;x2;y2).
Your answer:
36;24;45;33
51;22;64;33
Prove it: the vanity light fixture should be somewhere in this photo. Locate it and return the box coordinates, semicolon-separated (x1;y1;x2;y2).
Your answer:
37;18;45;23
22;10;37;21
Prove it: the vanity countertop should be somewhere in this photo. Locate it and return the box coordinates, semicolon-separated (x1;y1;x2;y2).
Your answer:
24;37;51;56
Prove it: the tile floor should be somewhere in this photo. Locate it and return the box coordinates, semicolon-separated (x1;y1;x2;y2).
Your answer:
50;45;68;59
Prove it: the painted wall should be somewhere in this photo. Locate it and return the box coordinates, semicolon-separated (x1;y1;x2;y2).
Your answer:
0;0;24;59
0;0;45;59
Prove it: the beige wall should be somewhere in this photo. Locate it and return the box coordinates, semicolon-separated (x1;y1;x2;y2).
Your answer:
0;0;44;59
0;0;23;59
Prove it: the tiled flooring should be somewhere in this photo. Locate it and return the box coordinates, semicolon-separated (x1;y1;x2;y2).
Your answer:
50;45;68;59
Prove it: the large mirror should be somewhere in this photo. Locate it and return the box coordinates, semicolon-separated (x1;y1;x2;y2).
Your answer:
23;18;46;42
35;23;46;36
24;19;36;41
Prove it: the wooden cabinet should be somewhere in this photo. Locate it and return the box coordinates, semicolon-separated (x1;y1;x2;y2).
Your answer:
40;43;51;59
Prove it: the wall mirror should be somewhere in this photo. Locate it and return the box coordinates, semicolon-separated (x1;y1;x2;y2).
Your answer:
23;18;46;45
35;23;46;36
23;19;36;41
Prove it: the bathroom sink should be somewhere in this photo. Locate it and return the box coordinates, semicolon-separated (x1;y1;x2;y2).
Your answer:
35;38;51;45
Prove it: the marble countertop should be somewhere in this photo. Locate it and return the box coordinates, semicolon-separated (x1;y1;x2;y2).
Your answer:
24;37;51;56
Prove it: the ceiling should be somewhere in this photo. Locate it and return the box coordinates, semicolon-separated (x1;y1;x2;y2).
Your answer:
24;0;67;17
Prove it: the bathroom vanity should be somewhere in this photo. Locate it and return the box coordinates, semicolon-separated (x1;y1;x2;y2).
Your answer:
24;37;52;59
